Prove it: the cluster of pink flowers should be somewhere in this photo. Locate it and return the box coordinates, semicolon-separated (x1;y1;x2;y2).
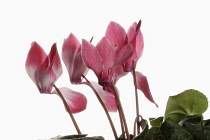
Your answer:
25;20;157;140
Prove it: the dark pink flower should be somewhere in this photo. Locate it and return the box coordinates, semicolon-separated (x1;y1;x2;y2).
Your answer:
25;42;62;93
81;36;133;87
106;21;157;107
62;33;88;84
52;87;87;113
106;20;144;72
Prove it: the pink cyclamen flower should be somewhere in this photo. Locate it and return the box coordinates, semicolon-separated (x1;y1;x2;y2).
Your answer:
62;33;88;84
81;36;133;87
25;42;62;93
106;20;144;72
106;21;157;107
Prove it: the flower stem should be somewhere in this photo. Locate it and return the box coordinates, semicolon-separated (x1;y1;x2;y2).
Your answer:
82;75;118;140
132;69;140;134
118;107;125;138
53;84;81;134
133;115;142;137
113;88;125;138
111;82;130;140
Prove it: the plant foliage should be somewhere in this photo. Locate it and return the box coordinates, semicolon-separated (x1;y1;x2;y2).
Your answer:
134;89;209;140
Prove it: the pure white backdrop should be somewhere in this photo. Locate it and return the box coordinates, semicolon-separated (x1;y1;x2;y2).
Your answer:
1;0;210;140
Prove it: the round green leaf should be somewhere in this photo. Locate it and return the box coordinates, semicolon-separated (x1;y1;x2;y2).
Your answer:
165;89;208;123
149;117;164;127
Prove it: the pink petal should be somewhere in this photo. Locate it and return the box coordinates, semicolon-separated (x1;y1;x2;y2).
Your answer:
38;44;62;93
82;81;117;112
105;21;127;48
52;87;87;113
124;22;144;72
25;42;47;85
96;37;115;85
96;37;115;71
135;71;158;107
123;55;136;72
129;21;144;60
127;22;138;42
49;44;63;79
114;44;133;67
71;52;89;84
62;34;87;84
38;65;56;93
62;33;81;56
62;33;80;76
81;39;103;78
135;31;144;59
112;65;128;84
125;31;144;71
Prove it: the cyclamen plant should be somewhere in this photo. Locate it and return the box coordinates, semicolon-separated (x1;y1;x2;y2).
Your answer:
25;20;158;140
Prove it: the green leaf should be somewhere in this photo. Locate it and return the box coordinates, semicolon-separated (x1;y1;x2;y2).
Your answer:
145;127;164;139
203;119;210;126
183;122;210;140
149;117;164;127
133;124;149;140
165;89;208;123
160;118;194;140
178;115;202;126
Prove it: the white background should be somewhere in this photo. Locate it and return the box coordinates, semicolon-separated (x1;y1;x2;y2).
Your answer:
1;0;210;140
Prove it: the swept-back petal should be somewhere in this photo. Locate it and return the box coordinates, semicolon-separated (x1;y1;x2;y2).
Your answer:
81;39;103;77
114;44;133;67
135;31;144;59
96;37;115;71
135;71;158;107
124;22;144;72
38;65;56;93
49;44;63;79
127;21;143;58
127;22;138;42
96;37;115;86
37;44;62;93
82;81;117;112
52;87;87;113
25;42;47;84
71;52;88;84
62;33;81;80
105;21;127;48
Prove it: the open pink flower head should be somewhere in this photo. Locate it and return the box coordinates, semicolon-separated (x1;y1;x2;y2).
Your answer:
25;42;62;93
106;20;144;72
62;33;88;84
81;36;133;87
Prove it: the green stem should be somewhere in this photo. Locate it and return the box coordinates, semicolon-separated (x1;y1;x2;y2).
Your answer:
53;84;81;134
82;75;118;140
132;69;140;134
111;82;130;140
